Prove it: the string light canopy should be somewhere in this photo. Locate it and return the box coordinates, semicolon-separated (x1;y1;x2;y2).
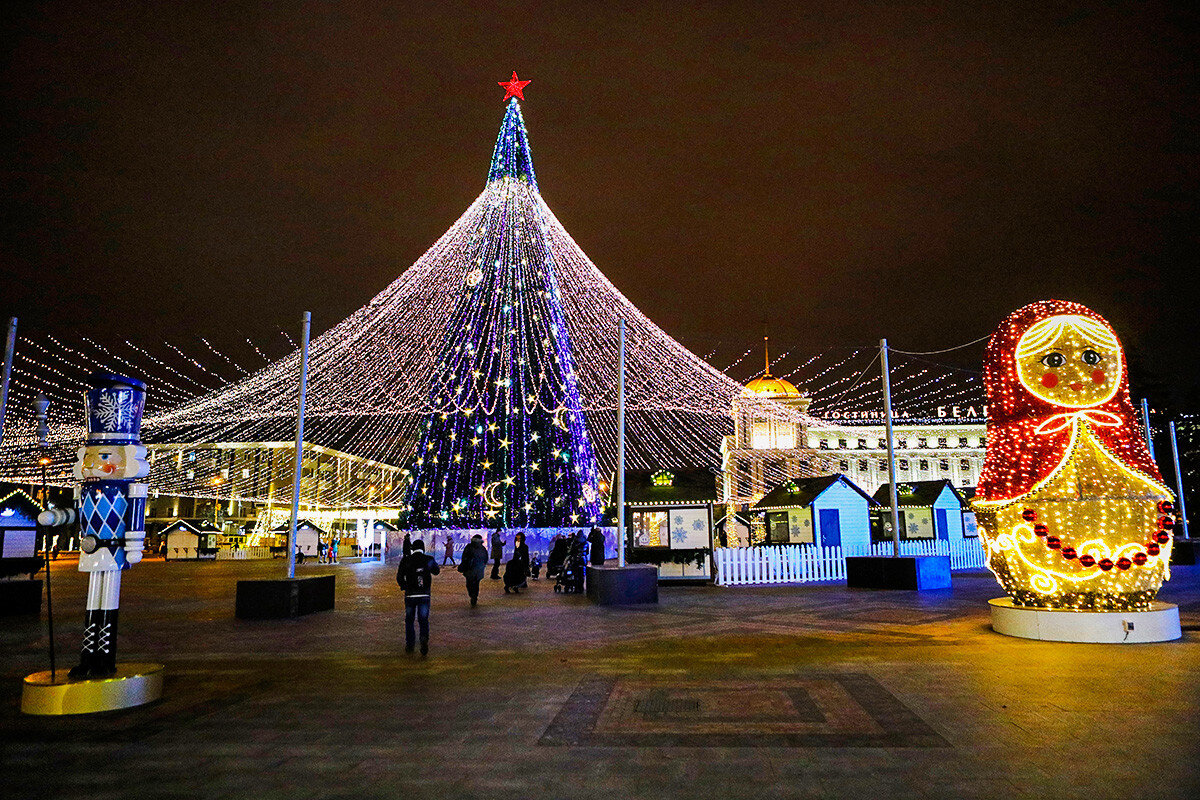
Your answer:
0;76;823;508
973;300;1174;611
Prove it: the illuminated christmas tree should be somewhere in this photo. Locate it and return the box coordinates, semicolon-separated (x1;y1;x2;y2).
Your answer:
401;78;602;528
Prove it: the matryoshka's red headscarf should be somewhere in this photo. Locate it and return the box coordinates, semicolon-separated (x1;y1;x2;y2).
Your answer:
975;299;1163;502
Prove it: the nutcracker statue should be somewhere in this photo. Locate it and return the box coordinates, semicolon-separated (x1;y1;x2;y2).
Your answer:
69;373;149;679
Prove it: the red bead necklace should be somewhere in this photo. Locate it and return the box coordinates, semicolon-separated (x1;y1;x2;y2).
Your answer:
1020;502;1174;571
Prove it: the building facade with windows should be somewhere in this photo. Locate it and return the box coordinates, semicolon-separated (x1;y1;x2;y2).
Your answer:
722;375;986;505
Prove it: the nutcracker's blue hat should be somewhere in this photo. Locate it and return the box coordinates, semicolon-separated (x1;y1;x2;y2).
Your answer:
84;373;146;445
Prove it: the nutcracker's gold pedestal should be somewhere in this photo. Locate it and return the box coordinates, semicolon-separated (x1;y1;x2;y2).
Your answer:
20;663;164;715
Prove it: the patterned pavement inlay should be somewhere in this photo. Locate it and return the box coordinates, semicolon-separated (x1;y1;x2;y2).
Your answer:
540;672;949;748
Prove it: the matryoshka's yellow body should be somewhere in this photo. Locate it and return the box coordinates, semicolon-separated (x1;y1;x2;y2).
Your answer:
975;422;1172;610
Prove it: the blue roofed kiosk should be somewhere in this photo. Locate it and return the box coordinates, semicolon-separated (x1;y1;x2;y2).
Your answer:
753;474;876;554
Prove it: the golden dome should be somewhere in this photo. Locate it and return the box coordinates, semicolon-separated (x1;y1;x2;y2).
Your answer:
743;376;801;397
742;335;801;397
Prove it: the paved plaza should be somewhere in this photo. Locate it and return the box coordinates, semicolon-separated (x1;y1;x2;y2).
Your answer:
4;556;1200;799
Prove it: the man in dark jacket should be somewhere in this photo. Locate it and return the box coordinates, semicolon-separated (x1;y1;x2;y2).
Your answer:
587;527;607;566
396;538;440;655
457;534;488;607
490;530;504;579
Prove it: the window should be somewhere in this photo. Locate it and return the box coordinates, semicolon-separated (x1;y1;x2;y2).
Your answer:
857;438;867;449
819;440;829;450
939;460;949;471
960;459;971;470
898;459;909;470
878;438;887;449
837;439;847;449
750;421;772;449
839;461;849;471
919;459;929;471
917;438;928;449
897;439;908;449
937;437;947;448
631;511;668;547
878;459;888;471
977;437;986;447
858;460;868;471
959;437;969;448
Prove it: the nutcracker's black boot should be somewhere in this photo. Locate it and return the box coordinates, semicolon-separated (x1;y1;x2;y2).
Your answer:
92;610;119;677
68;609;102;680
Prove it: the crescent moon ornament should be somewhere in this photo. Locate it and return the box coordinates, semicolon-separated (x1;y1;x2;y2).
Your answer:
484;481;504;509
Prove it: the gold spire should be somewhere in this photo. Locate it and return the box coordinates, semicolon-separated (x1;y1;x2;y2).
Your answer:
763;335;771;378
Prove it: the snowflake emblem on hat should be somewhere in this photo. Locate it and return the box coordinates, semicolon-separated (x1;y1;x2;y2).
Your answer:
93;394;128;431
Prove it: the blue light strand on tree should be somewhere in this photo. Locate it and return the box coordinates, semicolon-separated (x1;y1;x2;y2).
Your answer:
401;99;602;528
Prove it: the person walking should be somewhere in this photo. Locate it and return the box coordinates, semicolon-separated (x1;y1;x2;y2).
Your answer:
515;531;530;588
442;534;456;566
490;530;504;580
504;531;530;594
587;526;606;566
330;538;338;564
402;532;412;559
396;538;440;656
457;534;488;607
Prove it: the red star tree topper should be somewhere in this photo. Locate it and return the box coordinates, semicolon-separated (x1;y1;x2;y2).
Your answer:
498;71;531;101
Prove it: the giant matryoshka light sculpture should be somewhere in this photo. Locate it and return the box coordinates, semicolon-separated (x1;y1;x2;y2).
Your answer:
973;300;1174;612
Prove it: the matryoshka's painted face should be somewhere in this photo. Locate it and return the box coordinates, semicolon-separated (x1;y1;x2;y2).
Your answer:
1015;314;1122;408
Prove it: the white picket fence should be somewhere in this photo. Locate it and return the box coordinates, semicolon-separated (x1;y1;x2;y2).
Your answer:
215;546;273;560
714;537;987;587
869;538;988;571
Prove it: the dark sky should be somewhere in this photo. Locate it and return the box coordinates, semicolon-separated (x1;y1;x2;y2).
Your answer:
2;2;1198;393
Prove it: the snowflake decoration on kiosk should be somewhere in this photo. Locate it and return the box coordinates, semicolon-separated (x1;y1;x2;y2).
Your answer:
972;300;1174;611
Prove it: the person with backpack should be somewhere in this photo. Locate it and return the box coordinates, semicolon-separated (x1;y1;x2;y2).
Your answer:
457;533;488;607
396;538;440;656
442;534;456;566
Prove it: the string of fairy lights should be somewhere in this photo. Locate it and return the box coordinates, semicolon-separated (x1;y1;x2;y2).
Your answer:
0;98;995;513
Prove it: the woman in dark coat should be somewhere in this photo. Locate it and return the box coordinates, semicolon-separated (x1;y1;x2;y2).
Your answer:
587;527;606;566
457;534;488;607
504;531;530;594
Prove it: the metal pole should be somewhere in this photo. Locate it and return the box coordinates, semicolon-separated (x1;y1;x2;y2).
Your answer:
286;312;311;580
41;457;55;680
880;340;901;557
1169;421;1189;539
33;392;55;680
0;316;17;445
1141;398;1156;461
617;319;626;568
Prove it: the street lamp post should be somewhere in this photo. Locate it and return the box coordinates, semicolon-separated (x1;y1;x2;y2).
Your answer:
33;393;56;681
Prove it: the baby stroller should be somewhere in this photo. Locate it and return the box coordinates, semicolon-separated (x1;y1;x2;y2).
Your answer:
553;536;587;594
530;554;542;581
545;537;569;580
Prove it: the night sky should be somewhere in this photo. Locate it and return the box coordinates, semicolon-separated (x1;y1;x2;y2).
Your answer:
2;2;1197;396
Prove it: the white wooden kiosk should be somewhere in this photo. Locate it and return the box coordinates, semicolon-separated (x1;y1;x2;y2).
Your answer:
870;479;970;543
754;474;876;553
161;518;222;560
270;519;324;561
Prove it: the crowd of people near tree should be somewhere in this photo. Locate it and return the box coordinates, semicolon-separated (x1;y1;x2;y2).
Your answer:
394;527;608;655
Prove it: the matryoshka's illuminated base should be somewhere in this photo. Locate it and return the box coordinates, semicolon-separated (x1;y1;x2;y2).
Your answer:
989;598;1180;643
20;663;164;715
